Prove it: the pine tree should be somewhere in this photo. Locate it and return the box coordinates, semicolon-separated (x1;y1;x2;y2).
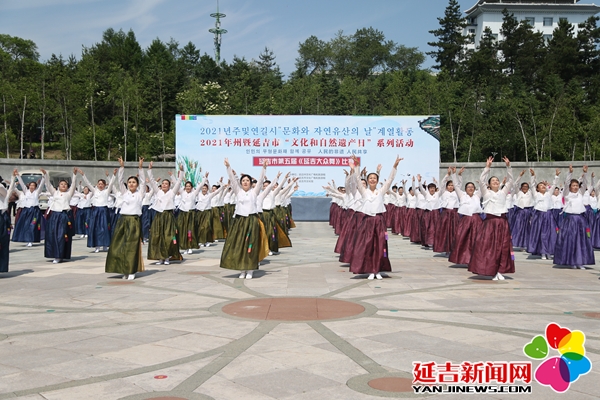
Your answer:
427;0;467;76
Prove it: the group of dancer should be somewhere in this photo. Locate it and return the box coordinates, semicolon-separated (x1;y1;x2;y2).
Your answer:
327;157;596;280
0;159;298;280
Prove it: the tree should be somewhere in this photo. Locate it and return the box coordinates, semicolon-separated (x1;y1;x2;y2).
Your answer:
427;0;467;76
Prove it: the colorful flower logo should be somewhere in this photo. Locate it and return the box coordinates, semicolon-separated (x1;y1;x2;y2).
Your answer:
523;323;592;393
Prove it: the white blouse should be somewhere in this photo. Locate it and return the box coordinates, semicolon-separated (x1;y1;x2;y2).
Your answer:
227;165;271;217
479;166;513;216
16;175;45;208
77;193;92;208
178;186;202;212
82;174;115;207
147;169;181;212
0;179;16;211
356;167;396;217
45;173;77;212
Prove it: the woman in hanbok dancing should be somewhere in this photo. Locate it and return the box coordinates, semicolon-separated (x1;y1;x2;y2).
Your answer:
146;162;183;265
350;155;402;280
105;158;146;279
220;158;274;280
554;165;595;269
448;168;482;265
80;170;115;253
43;168;78;264
11;169;44;247
468;156;515;280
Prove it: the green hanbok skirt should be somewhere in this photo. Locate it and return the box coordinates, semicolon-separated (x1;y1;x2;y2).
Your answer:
194;209;213;245
220;214;269;271
177;210;196;250
105;215;144;275
148;210;183;261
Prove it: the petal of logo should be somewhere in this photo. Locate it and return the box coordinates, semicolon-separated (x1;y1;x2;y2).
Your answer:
561;353;592;383
535;357;570;393
545;323;571;349
524;335;548;359
558;330;585;356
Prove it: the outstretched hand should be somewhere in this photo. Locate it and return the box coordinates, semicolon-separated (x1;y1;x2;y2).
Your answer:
118;157;124;168
224;158;230;168
393;155;403;169
502;156;510;167
486;156;494;168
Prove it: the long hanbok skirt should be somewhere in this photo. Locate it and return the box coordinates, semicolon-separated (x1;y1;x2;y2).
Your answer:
554;213;595;266
391;206;404;235
433;208;458;253
403;208;415;237
449;214;483;265
44;210;74;260
87;206;111;248
261;209;292;252
219;206;229;237
75;207;90;235
385;204;394;228
0;212;11;272
592;212;600;249
148;210;183;261
334;209;353;254
551;208;562;228
11;206;43;243
109;208;121;240
105;215;144;275
220;213;269;271
194;209;213;245
177;210;196;250
421;209;439;246
468;213;515;276
211;207;226;240
141;205;153;241
511;206;532;248
410;209;423;243
329;203;337;227
527;209;558;256
349;213;392;275
339;211;366;263
584;205;595;227
334;206;346;235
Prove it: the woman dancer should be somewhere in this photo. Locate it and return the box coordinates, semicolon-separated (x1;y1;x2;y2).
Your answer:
43;168;78;264
554;165;595;269
261;173;293;255
0;176;16;272
11;169;44;247
194;176;225;248
527;170;559;260
448;168;483;265
350;155;402;279
511;170;535;249
81;170;115;253
417;176;440;248
177;166;204;255
105;158;146;280
433;168;460;255
391;181;407;235
468;156;515;280
75;186;92;238
146;162;183;265
403;184;416;238
220;158;272;279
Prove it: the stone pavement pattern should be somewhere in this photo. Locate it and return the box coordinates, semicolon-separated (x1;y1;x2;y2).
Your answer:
0;222;599;399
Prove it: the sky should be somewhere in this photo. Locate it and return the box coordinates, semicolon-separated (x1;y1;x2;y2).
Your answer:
1;0;599;77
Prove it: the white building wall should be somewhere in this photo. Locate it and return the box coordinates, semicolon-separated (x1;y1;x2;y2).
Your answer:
465;6;599;50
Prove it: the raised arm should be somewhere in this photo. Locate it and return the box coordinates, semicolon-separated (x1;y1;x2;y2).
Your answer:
252;159;268;196
381;156;401;194
439;168;451;196
67;169;78;197
501;157;513;194
145;162;161;193
41;169;56;196
479;156;493;197
80;172;96;195
452;173;465;198
15;171;26;195
580;166;589;195
257;174;279;205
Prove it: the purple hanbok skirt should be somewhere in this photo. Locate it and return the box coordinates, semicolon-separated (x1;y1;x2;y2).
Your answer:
511;206;533;248
527;210;558;256
554;213;595;266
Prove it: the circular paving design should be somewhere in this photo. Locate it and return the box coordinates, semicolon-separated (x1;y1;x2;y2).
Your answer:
221;297;365;321
368;377;414;392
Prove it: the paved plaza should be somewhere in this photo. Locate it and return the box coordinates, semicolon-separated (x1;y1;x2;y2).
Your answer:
0;222;599;399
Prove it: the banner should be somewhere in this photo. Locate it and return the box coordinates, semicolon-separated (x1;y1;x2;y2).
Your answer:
175;115;440;196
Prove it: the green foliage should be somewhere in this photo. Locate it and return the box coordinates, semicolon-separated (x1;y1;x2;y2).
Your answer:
2;0;600;163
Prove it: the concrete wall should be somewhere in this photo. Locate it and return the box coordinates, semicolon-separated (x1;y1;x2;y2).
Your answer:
3;158;599;221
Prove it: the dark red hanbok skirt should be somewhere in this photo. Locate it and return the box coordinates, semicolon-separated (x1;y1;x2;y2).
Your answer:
349;213;392;274
433;208;459;253
448;214;483;265
468;213;515;276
